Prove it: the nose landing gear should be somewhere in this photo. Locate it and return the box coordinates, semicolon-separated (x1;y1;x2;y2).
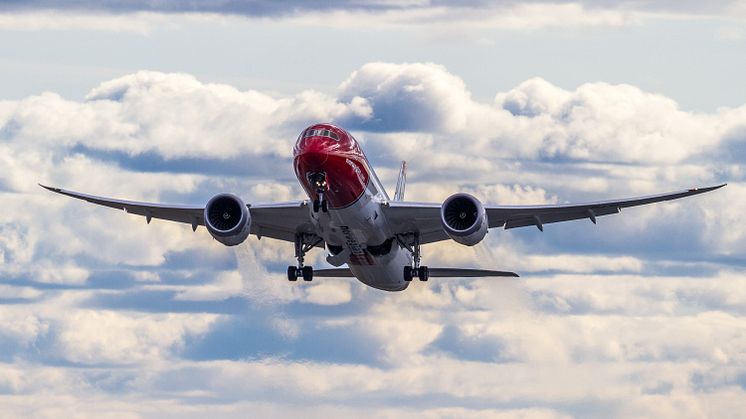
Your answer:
309;172;328;213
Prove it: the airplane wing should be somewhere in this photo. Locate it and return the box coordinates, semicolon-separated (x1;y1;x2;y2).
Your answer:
383;184;726;244
39;184;317;244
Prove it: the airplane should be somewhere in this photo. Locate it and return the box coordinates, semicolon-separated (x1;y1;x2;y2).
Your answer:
41;123;725;292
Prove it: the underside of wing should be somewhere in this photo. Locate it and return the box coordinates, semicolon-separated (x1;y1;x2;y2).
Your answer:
249;201;317;243
40;184;205;228
383;184;725;242
40;184;317;245
488;184;726;231
383;201;447;244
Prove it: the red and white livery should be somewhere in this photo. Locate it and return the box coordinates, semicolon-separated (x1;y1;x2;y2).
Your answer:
42;123;725;291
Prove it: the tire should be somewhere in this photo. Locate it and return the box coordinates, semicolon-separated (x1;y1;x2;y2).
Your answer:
313;200;320;212
287;266;298;281
321;200;328;212
403;266;413;282
302;266;313;281
418;266;429;282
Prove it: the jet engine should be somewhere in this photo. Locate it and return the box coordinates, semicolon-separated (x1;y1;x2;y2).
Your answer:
204;193;251;246
440;193;488;246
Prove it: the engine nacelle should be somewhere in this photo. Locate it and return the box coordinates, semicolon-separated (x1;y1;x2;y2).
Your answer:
440;193;488;246
204;193;251;246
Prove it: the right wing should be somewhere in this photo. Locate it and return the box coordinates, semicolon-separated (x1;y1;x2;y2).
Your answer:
383;184;726;244
488;184;726;231
40;184;317;244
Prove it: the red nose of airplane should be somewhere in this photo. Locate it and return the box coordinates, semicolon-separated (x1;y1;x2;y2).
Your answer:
294;137;334;170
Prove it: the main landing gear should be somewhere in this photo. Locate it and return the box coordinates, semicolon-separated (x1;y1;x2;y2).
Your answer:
287;233;323;282
309;172;328;213
398;232;429;282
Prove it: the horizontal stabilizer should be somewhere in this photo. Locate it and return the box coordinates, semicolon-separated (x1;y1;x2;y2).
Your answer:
313;268;355;277
313;268;519;278
428;268;519;277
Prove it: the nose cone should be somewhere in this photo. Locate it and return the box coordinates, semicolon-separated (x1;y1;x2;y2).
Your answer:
294;137;333;170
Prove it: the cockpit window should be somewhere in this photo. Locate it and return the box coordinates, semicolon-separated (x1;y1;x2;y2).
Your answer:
302;128;340;141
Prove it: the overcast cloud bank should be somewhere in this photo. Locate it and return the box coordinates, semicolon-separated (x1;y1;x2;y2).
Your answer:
1;1;745;35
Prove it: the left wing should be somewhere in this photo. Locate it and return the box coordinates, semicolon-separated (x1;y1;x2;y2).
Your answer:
39;184;315;244
383;184;726;244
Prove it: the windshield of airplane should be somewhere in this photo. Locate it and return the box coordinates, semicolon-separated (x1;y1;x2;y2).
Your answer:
303;128;339;140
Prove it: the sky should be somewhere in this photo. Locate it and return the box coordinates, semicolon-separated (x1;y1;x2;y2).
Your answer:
1;1;745;418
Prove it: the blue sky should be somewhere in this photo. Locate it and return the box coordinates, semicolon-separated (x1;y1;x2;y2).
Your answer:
1;1;745;418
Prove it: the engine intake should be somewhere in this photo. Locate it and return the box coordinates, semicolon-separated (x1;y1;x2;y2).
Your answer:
204;193;251;246
441;193;488;246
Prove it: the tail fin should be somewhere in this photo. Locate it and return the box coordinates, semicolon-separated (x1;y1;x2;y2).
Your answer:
394;161;407;201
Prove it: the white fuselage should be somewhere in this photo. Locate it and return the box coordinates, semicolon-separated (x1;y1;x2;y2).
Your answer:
308;171;411;291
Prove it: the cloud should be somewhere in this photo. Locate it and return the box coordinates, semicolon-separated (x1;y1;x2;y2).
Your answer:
53;310;220;364
0;1;743;34
0;63;744;417
338;62;476;132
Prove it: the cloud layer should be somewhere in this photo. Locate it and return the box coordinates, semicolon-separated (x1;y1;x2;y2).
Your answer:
1;1;745;35
1;62;744;418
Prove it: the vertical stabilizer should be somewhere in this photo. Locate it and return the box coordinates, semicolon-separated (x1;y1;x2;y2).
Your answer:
394;161;406;201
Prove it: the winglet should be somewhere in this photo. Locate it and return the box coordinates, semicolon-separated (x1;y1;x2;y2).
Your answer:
39;183;62;193
690;183;727;193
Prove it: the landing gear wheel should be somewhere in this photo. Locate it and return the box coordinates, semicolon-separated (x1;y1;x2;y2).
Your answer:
321;200;328;212
404;266;414;282
290;233;322;283
418;266;429;281
302;266;313;281
287;266;298;282
313;199;320;212
399;233;426;283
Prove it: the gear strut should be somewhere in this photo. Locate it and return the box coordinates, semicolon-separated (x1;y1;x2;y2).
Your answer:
288;233;322;281
397;232;429;282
